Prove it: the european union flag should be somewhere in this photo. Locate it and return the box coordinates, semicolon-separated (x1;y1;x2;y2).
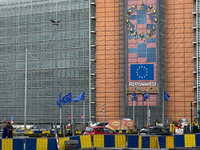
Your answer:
132;91;137;101
164;90;170;101
62;92;72;104
72;92;84;102
130;64;154;80
143;91;149;101
57;92;61;109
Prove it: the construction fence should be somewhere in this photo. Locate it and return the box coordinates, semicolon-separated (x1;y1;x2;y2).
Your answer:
2;134;200;149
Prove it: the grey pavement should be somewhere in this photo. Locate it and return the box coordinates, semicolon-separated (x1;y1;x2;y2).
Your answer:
79;148;169;150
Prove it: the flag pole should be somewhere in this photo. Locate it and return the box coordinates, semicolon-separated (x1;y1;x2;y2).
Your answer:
162;89;164;125
71;92;74;136
147;98;149;127
147;89;149;127
60;91;62;131
83;91;85;125
133;99;135;122
60;101;61;130
24;48;27;129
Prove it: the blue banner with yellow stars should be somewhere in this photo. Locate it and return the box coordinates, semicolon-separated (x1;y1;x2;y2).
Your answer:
130;64;154;80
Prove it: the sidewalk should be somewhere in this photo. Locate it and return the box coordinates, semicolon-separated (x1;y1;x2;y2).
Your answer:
80;148;169;150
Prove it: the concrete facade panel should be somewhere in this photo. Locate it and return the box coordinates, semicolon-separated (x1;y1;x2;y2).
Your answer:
174;77;185;82
96;0;121;119
174;0;184;4
166;0;175;4
166;0;194;121
96;17;106;22
175;18;184;24
185;53;193;58
183;8;193;13
166;63;175;68
166;53;175;58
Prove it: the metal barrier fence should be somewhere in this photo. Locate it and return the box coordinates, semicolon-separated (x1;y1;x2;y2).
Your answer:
0;135;91;150
2;129;135;135
75;129;134;135
93;135;126;147
93;134;200;149
2;134;200;149
128;134;197;149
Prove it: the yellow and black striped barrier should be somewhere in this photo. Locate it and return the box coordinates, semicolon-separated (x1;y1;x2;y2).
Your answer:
93;134;126;148
1;134;200;149
128;134;198;148
59;135;92;149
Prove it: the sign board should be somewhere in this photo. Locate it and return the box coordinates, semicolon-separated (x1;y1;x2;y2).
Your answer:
73;118;75;124
175;129;183;134
177;120;182;129
102;108;105;115
68;113;71;121
107;120;134;130
81;115;84;121
10;120;14;125
170;124;175;132
10;116;14;120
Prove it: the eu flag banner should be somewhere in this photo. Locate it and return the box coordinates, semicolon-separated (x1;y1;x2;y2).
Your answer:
132;91;137;101
164;90;170;101
57;92;61;109
143;91;149;101
62;92;72;104
130;64;154;80
72;92;84;102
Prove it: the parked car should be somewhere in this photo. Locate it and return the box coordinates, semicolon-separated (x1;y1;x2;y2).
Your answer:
179;118;188;128
139;127;173;136
31;124;52;131
90;122;108;127
138;128;150;135
83;126;118;140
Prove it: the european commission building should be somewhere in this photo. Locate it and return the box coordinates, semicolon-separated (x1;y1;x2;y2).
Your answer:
0;0;94;124
1;0;198;128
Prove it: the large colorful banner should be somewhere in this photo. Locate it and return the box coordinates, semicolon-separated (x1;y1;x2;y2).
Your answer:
127;0;158;106
107;120;134;130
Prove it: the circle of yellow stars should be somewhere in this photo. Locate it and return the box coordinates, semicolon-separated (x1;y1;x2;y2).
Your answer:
136;66;148;79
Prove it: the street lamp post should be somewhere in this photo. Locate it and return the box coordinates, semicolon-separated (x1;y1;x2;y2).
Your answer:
51;19;61;133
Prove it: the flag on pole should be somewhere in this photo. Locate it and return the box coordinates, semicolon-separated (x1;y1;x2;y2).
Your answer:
62;92;72;104
164;90;170;101
143;91;149;101
72;92;84;102
57;92;61;109
132;91;137;101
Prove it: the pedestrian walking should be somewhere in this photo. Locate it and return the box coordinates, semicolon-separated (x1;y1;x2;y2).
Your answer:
2;123;8;138
7;122;13;138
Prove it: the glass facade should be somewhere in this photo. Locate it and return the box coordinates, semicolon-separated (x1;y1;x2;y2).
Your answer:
0;0;90;124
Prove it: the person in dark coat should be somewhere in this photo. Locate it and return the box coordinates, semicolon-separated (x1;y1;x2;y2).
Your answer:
7;122;13;138
2;123;8;138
